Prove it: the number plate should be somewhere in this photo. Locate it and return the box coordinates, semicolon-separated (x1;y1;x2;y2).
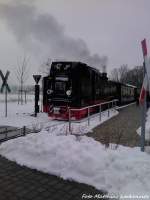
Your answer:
54;107;60;114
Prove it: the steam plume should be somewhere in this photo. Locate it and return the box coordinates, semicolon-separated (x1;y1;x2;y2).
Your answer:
0;1;107;70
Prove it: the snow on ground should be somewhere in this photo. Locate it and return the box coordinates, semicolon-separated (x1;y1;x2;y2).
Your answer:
44;109;118;136
4;98;150;196
0;95;118;133
0;132;150;197
0;94;53;129
137;108;150;141
0;101;51;129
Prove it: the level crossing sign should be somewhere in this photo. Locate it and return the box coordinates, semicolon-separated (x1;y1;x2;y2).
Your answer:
33;75;41;85
0;70;11;93
0;70;11;117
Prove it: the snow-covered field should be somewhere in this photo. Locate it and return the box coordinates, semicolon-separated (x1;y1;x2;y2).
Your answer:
0;101;49;129
0;93;34;103
0;94;49;130
0;100;150;198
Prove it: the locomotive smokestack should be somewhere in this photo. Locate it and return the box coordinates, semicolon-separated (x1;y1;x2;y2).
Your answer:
102;65;106;73
101;65;108;80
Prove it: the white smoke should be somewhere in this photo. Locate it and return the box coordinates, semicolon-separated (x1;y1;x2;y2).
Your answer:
0;1;108;70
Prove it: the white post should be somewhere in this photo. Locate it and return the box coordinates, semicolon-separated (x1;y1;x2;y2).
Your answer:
88;107;90;126
5;87;7;117
99;105;101;121
68;108;71;133
115;100;117;109
108;103;110;117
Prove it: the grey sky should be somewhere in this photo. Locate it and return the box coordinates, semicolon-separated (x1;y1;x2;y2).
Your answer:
0;0;150;85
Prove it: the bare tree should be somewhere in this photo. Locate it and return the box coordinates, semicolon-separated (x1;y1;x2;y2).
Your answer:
110;64;143;87
16;56;30;104
110;64;128;83
125;66;143;88
119;64;128;83
111;68;120;82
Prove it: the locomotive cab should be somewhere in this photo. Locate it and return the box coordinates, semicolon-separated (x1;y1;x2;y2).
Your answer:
44;62;81;119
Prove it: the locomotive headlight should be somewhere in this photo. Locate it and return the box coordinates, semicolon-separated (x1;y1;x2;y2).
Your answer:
47;89;53;95
66;90;72;96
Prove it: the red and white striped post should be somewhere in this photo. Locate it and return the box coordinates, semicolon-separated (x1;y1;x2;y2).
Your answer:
140;39;149;151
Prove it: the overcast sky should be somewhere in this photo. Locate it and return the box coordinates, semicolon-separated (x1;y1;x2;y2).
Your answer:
0;0;150;85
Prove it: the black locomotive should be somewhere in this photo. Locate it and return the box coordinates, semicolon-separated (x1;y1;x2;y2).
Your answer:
43;61;137;120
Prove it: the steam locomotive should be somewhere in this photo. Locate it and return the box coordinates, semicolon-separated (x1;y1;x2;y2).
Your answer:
43;61;137;120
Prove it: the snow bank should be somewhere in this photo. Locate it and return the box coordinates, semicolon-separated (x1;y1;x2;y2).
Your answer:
0;132;150;196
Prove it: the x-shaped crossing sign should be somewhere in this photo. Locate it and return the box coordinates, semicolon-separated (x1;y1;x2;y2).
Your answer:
0;70;11;93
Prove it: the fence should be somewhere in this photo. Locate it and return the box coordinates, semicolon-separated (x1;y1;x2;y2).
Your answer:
0;126;33;143
68;99;118;132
